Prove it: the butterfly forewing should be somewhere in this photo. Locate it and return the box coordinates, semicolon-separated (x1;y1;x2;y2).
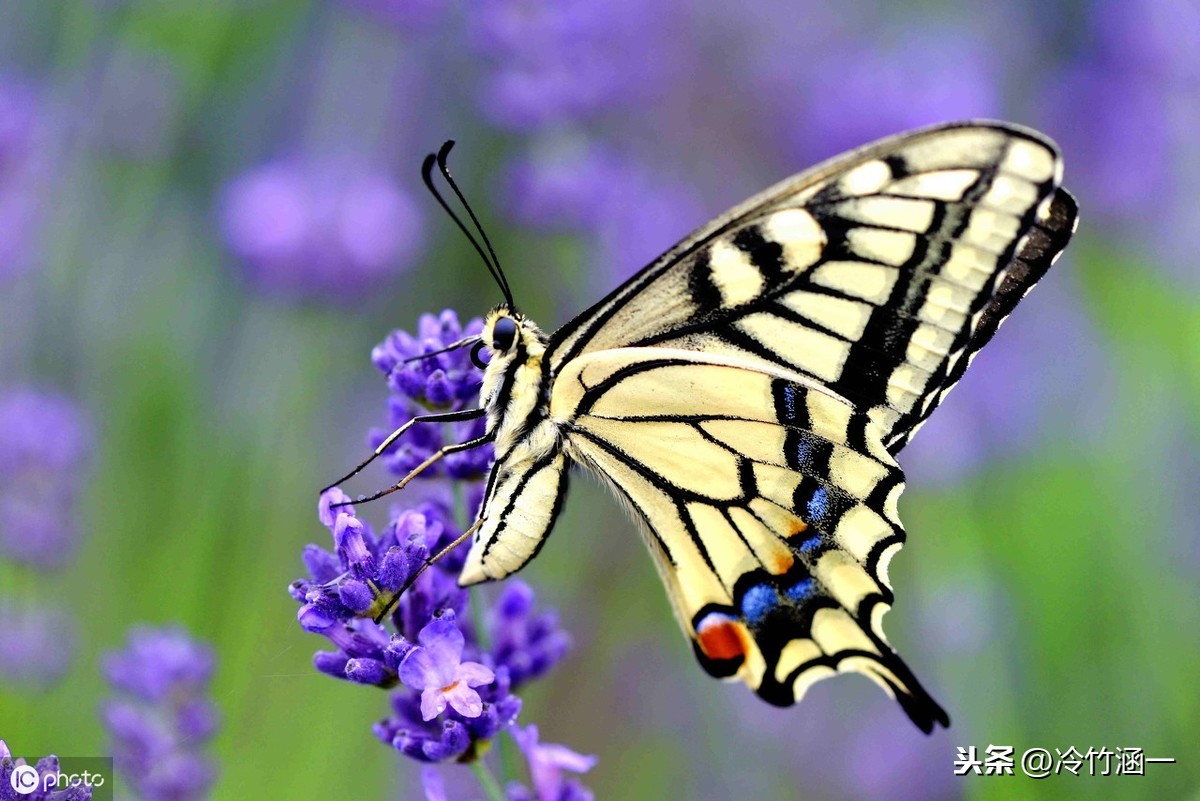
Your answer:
546;123;1077;453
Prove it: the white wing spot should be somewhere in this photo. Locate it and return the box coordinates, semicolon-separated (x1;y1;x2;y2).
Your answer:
875;540;902;590
781;291;872;340
1002;140;1056;183
811;261;898;304
982;174;1038;214
833;504;889;563
738;313;850;382
837;196;937;234
811;607;877;655
846;227;917;266
941;242;996;290
962;208;1021;254
839;160;891;196
775;638;822;684
763;209;825;271
888;169;978;201
709;239;765;306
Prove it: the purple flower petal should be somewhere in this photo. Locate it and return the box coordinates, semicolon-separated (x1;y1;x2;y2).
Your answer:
419;687;448;721
510;724;597;800
456;661;495;688
417;617;465;669
398;647;441;690
442;682;484;719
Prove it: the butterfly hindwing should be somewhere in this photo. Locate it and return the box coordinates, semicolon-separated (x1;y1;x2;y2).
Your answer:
546;122;1076;453
548;348;949;732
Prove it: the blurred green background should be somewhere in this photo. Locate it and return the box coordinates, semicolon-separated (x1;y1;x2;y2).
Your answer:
0;1;1197;799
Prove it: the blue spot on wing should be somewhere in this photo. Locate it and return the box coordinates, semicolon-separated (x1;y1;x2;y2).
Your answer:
798;535;822;554
794;436;812;467
782;384;800;422
807;486;829;524
741;584;778;626
785;578;815;603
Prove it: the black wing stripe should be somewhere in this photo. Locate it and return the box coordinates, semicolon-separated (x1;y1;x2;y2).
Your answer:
885;187;1078;453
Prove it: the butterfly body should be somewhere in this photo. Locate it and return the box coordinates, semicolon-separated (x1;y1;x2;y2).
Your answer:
369;122;1078;733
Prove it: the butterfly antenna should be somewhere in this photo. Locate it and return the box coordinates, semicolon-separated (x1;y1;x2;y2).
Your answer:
421;145;516;309
435;140;516;309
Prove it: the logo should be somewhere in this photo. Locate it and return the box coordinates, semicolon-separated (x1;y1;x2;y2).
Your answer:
9;764;40;795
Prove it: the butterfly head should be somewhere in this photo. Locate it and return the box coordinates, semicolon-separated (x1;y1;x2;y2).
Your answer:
474;306;547;370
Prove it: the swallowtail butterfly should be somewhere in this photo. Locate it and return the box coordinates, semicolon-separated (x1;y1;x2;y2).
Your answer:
330;122;1078;732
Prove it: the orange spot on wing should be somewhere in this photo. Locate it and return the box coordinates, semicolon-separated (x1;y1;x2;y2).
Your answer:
766;549;794;574
787;518;809;537
696;618;749;662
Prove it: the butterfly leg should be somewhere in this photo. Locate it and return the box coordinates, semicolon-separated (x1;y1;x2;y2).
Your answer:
372;518;485;623
320;407;487;493
332;432;495;508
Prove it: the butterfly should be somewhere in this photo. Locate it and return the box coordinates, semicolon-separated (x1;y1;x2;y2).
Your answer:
330;121;1077;733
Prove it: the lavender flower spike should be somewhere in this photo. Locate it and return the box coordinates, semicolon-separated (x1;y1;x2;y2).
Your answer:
489;579;571;689
295;309;566;773
218;156;424;302
400;614;495;720
0;388;92;570
0;602;76;689
102;625;219;801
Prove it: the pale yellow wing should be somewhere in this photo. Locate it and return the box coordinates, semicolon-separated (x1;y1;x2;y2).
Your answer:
549;347;948;732
546;122;1076;454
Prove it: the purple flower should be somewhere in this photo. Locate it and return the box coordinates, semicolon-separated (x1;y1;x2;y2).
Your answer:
0;74;54;282
102;625;219;801
1036;0;1200;287
499;136;703;292
0;602;76;689
372;310;486;408
399;615;496;720
505;725;596;801
420;766;448;801
370;310;492;479
375;664;522;764
779;25;1002;165
501;138;626;232
0;741;94;800
469;0;684;131
292;488;464;639
218;156;424;301
298;309;575;773
0;388;92;570
488;580;571;688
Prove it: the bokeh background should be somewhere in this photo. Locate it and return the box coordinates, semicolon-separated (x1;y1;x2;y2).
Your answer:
1;1;1197;799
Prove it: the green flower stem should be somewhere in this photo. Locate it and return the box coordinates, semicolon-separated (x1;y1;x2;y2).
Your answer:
471;754;507;801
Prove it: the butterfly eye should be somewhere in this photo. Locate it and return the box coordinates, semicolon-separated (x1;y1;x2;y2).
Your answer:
492;316;517;352
470;340;490;370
